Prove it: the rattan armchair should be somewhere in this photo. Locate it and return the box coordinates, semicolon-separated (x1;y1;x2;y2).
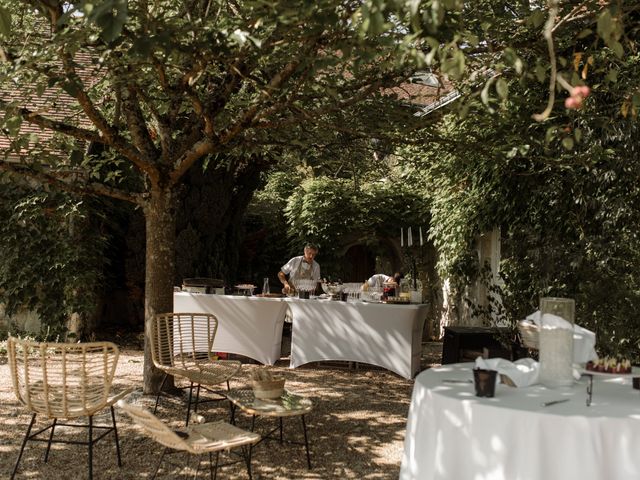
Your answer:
151;313;242;425
118;400;259;479
7;337;132;479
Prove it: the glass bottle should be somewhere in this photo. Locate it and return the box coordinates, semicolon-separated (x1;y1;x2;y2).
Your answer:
262;277;270;295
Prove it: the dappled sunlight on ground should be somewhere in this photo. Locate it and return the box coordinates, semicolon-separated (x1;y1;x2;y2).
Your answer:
0;342;442;479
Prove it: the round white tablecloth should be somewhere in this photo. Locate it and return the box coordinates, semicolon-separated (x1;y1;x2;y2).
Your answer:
400;362;640;480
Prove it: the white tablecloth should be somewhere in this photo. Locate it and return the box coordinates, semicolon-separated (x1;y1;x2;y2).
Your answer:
173;293;288;365
400;363;640;480
287;299;428;379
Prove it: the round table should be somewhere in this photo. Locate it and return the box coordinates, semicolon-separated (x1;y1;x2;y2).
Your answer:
225;389;313;469
400;362;640;480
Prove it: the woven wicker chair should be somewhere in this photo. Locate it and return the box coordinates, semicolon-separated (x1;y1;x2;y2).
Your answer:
7;337;132;479
118;400;260;479
151;313;242;425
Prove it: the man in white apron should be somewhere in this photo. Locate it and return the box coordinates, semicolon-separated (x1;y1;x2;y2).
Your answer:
278;243;321;294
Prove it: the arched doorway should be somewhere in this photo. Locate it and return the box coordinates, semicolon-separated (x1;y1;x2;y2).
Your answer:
343;245;376;282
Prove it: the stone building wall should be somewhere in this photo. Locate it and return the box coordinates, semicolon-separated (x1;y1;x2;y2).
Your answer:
0;304;41;336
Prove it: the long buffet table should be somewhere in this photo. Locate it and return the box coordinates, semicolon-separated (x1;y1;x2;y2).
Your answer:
400;363;640;480
173;292;428;379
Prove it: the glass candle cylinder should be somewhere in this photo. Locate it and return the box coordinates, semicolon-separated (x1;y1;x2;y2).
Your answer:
538;297;575;388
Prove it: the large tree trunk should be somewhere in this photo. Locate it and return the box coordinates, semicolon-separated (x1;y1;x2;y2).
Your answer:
143;186;177;394
175;160;266;284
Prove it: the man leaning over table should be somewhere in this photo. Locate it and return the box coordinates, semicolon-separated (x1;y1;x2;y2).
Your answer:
278;243;321;294
365;272;403;289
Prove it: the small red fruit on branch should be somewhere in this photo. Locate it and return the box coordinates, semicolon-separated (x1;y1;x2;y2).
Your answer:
565;85;591;109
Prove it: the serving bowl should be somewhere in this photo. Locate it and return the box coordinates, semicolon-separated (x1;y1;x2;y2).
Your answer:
321;282;343;296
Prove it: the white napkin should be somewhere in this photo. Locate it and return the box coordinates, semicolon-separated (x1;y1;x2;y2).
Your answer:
540;312;573;330
475;357;540;388
525;310;598;363
525;310;541;324
572;324;598;363
527;310;571;329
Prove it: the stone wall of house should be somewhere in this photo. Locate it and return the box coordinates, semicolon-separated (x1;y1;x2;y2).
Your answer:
0;304;42;336
0;306;82;339
438;227;504;336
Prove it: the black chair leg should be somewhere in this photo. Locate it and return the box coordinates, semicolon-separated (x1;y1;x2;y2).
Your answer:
152;447;168;480
11;413;36;480
153;373;170;414
244;445;253;480
88;415;94;480
185;382;195;426
110;405;123;467
301;414;312;469
229;403;236;425
194;384;202;414
212;451;219;480
44;417;57;462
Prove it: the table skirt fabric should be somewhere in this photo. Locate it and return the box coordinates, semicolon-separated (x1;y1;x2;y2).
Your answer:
174;293;288;365
174;293;428;378
287;299;428;379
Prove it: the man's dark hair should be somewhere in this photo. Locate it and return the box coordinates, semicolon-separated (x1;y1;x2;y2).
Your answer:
304;243;319;251
393;272;404;283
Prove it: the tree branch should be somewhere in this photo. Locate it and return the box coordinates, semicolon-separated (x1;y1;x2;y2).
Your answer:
552;1;590;33
0;159;143;205
532;0;561;122
121;83;159;159
185;84;215;138
217;59;303;146
42;8;160;184
0;100;103;143
134;85;173;156
168;138;216;185
252;80;390;131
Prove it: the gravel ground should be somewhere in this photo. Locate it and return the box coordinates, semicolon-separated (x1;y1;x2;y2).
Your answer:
0;341;442;479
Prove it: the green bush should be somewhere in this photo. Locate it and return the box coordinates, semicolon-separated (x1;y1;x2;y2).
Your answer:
0;181;108;338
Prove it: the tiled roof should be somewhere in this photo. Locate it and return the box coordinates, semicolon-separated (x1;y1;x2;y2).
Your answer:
387;74;454;107
1;51;96;161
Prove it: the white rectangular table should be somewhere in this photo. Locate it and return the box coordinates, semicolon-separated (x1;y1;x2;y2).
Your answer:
174;292;288;365
400;362;640;480
286;299;428;379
